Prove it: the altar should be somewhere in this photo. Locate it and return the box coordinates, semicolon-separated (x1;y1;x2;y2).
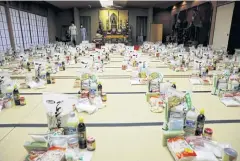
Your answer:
96;9;132;45
104;35;128;44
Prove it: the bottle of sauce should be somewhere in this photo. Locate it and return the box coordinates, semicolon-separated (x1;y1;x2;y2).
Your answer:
46;72;51;84
27;62;31;72
13;85;20;106
97;82;102;96
171;82;176;89
78;117;87;149
62;62;65;71
74;56;77;64
195;109;205;136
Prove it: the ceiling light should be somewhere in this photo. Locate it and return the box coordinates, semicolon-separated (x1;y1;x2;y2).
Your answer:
100;0;113;8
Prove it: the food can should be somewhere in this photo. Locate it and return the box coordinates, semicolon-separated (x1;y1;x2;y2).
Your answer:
68;137;79;149
203;128;213;140
223;148;238;161
102;93;107;102
87;136;96;151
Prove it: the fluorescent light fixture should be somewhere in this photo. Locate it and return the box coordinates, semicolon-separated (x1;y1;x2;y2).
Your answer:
100;0;113;8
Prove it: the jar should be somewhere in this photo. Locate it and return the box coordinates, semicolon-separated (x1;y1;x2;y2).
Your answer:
87;136;96;151
203;128;213;140
122;65;127;70
81;90;89;98
101;93;107;102
52;78;56;84
20;97;25;106
68;137;79;149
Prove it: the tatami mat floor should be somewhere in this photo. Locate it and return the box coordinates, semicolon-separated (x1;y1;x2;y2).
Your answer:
0;53;240;161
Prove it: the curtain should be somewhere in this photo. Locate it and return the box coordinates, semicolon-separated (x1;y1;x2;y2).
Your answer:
136;16;147;36
136;16;147;43
80;16;91;42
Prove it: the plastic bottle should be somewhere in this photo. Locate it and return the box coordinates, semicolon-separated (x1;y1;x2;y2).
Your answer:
232;80;239;91
65;112;78;135
185;108;198;136
13;85;20;106
90;81;97;93
195;109;205;136
78;117;87;149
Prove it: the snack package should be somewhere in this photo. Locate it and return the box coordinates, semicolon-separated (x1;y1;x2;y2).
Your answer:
167;137;197;161
25;151;46;161
166;88;185;108
36;147;65;161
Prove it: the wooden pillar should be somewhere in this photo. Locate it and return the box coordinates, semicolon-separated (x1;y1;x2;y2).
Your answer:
147;7;153;41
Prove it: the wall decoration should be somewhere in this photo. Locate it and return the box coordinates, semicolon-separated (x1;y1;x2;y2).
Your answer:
119;10;128;28
99;10;109;30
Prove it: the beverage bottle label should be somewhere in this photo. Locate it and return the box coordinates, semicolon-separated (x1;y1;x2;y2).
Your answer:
185;120;195;128
65;127;77;135
78;131;86;140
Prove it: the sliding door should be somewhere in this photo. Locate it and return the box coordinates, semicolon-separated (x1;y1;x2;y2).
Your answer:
213;2;235;49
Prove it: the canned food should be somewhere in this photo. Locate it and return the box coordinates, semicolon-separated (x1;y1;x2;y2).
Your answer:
102;93;107;102
87;136;96;151
223;148;238;161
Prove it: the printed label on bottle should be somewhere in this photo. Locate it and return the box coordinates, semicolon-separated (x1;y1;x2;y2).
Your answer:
185;120;196;128
78;131;86;140
65;127;77;135
197;123;204;129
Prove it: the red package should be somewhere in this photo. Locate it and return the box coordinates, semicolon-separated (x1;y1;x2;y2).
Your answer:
224;93;234;97
234;92;240;96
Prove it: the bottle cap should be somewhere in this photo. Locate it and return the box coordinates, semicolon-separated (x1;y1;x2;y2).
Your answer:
191;107;195;111
14;85;17;89
79;117;84;123
98;82;101;85
173;82;176;84
200;108;204;114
